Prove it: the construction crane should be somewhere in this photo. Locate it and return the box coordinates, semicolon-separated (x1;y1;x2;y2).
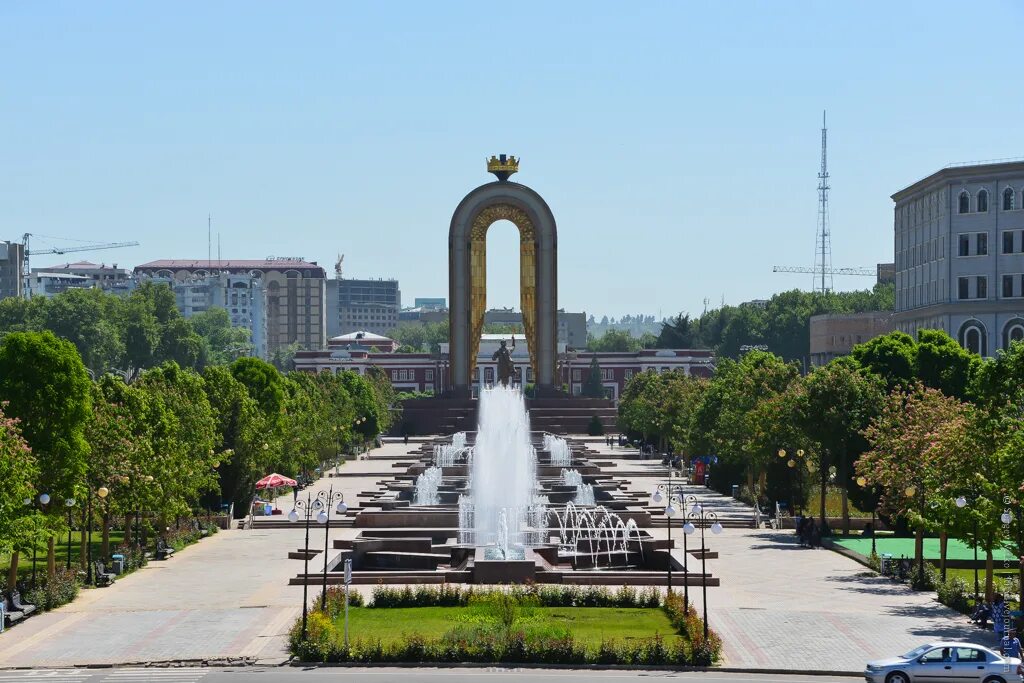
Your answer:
21;233;140;298
772;265;875;277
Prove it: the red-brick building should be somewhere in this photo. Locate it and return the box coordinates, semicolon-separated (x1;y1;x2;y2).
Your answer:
294;333;714;401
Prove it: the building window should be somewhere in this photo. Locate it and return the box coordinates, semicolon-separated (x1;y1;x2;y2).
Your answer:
1004;187;1016;211
1004;319;1024;348
390;370;399;381
959;191;971;214
425;369;433;381
572;369;581;381
977;189;989;213
624;369;633;380
958;277;969;300
1004;275;1015;298
959;234;970;256
1004;231;1015;254
959;321;987;356
977;233;988;255
977;276;987;299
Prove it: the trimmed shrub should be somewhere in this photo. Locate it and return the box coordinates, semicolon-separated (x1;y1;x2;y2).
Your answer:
587;414;605;436
24;567;80;611
368;584;660;609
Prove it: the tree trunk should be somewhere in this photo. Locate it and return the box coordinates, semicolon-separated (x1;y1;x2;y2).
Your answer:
819;472;827;530
79;506;88;569
47;536;56;580
914;526;924;572
101;511;110;560
986;548;995;603
939;532;948;583
6;552;19;590
840;487;850;536
124;513;132;546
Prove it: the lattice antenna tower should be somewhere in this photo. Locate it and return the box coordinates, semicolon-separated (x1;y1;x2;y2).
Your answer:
813;110;833;293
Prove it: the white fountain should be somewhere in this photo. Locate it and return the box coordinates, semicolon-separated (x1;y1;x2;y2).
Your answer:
414;466;443;506
545;434;572;467
466;385;537;559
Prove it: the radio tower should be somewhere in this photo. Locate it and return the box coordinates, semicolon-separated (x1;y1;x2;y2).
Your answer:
813;111;832;293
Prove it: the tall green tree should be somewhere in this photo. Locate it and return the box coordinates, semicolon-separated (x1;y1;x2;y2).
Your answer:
0;331;92;579
0;406;39;589
582;356;606;398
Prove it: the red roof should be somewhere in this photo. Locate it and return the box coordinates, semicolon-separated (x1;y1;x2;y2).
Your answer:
134;259;325;275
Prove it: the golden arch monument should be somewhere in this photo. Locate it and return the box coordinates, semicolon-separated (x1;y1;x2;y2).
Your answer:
448;155;559;396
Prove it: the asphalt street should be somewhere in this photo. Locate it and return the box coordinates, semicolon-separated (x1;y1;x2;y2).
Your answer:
0;668;862;683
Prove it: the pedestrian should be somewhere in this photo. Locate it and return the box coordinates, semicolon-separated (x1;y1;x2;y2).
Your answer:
994;594;1007;638
1001;628;1022;659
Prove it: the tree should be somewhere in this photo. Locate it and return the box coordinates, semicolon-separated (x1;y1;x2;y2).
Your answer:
202;366;267;514
0;331;92;580
581;356;606;398
798;359;884;532
588;329;640;352
270;342;301;372
191;308;252;365
0;405;39;589
851;331;917;390
857;384;974;586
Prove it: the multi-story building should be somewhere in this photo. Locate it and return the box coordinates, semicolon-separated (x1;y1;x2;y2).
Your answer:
37;261;130;286
134;259;325;355
328;277;401;338
0;241;24;300
414;297;446;310
892;161;1024;356
809;312;894;367
294;333;714;401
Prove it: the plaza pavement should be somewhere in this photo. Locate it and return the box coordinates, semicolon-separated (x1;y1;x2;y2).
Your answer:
0;443;406;668
0;437;998;672
584;438;998;672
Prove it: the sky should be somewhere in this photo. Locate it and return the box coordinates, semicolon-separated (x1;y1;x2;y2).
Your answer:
3;1;1023;319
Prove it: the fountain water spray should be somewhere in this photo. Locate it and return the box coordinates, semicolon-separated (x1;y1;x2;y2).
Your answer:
414;466;443;506
545;434;572;467
466;386;537;558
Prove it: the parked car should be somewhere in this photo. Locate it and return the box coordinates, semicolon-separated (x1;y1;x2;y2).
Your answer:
864;642;1021;683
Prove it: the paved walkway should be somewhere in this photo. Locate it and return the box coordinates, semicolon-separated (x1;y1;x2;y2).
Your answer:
0;442;414;668
615;458;997;673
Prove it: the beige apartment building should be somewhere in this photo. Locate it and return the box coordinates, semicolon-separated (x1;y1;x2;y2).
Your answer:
809;311;893;367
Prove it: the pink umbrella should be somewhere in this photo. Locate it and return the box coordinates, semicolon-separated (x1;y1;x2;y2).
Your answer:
255;473;297;489
254;473;298;513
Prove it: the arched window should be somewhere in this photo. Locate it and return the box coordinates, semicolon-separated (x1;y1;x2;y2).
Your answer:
959;191;971;214
1003;319;1024;349
977;189;989;212
1005;187;1017;211
958;320;988;356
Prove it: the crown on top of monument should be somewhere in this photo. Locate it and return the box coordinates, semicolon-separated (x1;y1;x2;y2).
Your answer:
487;154;519;181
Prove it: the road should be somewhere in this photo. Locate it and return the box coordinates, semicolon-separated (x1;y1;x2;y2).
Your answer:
0;668;862;683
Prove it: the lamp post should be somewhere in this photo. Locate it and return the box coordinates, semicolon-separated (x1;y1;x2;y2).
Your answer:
86;486;109;585
652;472;685;594
954;495;982;599
856;476;877;556
64;498;76;570
31;493;51;589
684;503;723;640
319;487;347;610
289;492;327;640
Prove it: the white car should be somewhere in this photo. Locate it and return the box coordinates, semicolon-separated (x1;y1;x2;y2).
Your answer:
864;642;1021;683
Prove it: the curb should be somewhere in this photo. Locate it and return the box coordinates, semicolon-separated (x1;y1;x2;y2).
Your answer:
0;657;259;671
288;659;862;676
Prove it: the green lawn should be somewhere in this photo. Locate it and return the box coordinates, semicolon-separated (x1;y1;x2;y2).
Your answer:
0;530;127;578
834;536;1017;562
344;606;681;646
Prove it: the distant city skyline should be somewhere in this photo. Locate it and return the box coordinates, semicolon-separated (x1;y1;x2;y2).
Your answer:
3;1;1021;317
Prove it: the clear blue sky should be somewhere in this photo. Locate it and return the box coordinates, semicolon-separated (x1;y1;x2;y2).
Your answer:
3;1;1022;319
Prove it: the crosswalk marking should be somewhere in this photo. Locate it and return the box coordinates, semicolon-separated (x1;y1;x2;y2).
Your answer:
0;672;91;683
101;670;207;683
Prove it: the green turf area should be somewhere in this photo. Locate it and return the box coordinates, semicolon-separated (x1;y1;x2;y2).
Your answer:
344;606;680;646
0;530;127;578
834;536;1016;561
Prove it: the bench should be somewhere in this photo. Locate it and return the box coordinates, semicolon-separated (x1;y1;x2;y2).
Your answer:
1;592;25;629
155;539;175;560
8;590;36;617
94;561;116;587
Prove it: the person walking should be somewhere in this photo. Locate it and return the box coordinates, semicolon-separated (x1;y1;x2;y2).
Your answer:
1000;628;1022;659
994;594;1007;638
